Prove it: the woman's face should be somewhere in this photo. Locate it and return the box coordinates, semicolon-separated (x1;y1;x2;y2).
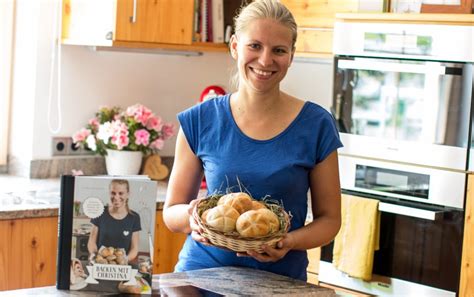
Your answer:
231;18;294;93
110;183;129;209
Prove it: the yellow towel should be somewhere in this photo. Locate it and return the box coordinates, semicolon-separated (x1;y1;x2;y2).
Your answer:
332;195;380;281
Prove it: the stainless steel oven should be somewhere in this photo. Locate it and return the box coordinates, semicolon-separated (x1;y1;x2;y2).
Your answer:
319;20;474;296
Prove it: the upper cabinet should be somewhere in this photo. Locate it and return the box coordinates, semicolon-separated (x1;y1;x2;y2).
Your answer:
115;0;194;44
281;0;375;57
62;0;228;52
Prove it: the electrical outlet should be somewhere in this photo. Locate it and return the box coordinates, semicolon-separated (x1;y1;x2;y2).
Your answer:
53;137;94;156
52;137;70;156
69;138;94;155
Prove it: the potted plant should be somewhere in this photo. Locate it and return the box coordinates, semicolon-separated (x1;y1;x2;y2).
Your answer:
72;104;175;175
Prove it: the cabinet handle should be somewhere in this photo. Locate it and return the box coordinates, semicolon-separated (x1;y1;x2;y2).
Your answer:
130;0;138;23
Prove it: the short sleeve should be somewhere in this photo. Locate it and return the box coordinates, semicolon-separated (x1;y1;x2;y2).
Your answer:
132;212;141;232
90;206;105;227
314;107;343;164
177;105;200;155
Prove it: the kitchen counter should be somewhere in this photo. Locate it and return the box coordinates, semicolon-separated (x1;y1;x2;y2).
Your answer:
0;175;313;221
0;175;173;220
0;266;335;296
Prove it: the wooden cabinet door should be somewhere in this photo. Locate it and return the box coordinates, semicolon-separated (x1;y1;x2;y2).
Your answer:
281;0;358;56
115;0;195;45
153;210;187;274
0;217;58;291
460;174;474;297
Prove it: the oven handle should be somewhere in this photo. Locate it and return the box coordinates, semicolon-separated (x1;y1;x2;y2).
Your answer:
378;202;443;221
338;59;461;76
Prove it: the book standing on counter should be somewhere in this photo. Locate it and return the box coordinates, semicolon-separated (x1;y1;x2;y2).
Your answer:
57;175;157;294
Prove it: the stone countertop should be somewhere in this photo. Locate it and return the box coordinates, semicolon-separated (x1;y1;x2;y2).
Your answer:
0;175;312;221
0;175;175;220
0;266;335;296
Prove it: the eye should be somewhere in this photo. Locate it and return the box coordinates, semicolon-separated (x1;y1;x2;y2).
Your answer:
274;48;288;54
248;43;261;50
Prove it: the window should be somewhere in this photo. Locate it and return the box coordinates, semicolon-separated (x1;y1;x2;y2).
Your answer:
0;0;15;166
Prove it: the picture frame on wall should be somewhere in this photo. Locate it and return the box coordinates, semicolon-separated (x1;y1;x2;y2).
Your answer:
420;0;472;13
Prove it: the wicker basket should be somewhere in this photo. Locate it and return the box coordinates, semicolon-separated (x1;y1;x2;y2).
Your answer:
192;194;291;253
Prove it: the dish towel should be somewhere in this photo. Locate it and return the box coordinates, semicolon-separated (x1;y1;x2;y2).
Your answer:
332;195;381;281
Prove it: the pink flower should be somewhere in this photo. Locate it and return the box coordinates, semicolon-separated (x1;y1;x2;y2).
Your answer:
134;129;150;146
161;123;175;140
72;128;91;143
126;104;153;125
150;138;164;150
146;116;163;132
88;118;100;130
111;120;129;150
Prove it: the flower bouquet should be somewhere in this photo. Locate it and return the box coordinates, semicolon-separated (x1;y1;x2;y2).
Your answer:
72;104;175;156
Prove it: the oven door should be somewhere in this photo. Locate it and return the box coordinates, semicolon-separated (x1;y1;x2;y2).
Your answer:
332;56;472;171
319;193;464;296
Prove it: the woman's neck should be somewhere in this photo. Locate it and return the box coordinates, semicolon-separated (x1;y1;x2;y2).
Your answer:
108;205;128;219
231;88;288;119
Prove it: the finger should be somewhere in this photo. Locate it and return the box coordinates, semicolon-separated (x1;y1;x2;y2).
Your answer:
191;231;210;245
236;252;250;257
246;250;272;262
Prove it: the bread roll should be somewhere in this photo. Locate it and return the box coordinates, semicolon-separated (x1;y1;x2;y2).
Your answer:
236;210;270;237
218;192;253;214
256;208;280;233
206;205;240;232
251;200;267;210
201;209;210;223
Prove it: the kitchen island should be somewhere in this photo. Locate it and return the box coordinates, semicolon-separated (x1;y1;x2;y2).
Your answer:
0;266;335;296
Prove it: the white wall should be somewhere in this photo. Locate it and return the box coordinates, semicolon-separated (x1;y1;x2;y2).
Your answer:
9;0;334;163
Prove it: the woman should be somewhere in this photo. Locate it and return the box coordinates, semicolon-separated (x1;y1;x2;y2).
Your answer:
87;179;141;262
164;0;342;281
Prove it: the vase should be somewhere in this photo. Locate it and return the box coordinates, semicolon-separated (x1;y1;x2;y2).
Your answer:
105;149;143;175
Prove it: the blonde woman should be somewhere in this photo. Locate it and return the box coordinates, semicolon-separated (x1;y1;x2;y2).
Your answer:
87;179;141;262
164;0;342;280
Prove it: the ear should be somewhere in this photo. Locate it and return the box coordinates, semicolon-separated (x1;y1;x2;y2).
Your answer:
229;34;238;60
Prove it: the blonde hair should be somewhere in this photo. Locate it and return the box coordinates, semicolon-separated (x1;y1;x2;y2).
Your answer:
230;0;298;90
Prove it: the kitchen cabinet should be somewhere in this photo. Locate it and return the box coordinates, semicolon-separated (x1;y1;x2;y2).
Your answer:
0;216;58;291
306;247;321;285
62;0;228;52
460;174;474;297
0;210;186;291
280;0;360;57
153;210;187;274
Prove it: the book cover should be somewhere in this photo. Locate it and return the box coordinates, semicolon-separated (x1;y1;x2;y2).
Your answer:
57;175;157;294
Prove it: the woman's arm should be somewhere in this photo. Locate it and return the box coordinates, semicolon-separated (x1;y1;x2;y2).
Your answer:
127;231;140;262
290;150;342;249
87;225;99;254
163;128;204;234
244;150;341;261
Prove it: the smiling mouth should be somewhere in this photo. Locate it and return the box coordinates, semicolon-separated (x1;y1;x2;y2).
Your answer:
250;67;274;78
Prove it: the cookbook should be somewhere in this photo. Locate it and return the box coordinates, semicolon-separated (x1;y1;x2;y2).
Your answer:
57;175;157;294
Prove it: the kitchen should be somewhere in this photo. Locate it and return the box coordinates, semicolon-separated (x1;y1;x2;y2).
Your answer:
1;0;473;296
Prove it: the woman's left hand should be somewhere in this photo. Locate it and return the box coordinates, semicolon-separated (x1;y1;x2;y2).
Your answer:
236;233;295;262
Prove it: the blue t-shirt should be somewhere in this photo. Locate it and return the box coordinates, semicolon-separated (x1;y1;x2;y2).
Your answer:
176;94;342;280
90;207;141;253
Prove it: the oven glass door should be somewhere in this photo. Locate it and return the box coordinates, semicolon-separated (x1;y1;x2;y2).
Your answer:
333;57;470;148
320;200;464;292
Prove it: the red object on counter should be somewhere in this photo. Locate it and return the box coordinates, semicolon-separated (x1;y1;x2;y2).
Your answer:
199;85;226;103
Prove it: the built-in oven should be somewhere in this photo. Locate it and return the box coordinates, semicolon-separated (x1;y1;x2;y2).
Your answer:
320;19;474;296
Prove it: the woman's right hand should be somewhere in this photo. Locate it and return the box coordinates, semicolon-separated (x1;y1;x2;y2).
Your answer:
188;199;210;245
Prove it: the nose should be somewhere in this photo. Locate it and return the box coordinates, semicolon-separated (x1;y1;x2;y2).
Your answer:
258;48;273;67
